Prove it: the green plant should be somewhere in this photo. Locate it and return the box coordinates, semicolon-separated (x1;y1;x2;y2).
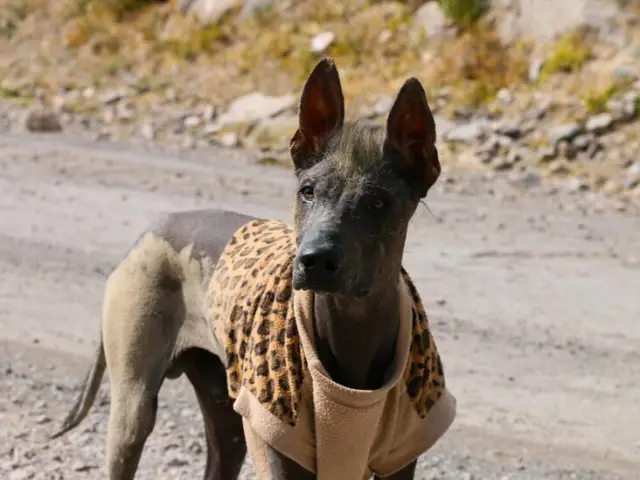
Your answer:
437;0;484;28
540;33;591;80
581;83;619;114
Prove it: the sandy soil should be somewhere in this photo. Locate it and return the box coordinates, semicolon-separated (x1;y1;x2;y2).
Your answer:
1;131;639;479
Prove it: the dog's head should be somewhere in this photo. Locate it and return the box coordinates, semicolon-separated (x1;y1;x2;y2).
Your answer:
290;58;441;298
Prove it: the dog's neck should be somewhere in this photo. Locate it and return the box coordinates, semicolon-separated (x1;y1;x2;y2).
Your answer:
312;276;402;390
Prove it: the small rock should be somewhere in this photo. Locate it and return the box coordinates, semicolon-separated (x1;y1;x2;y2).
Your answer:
83;87;96;99
34;414;51;424
217;132;239;148
24;108;62;133
510;171;542;189
372;97;394;116
103;108;115;124
491;156;514;171
452;107;474;120
557;140;576;160
100;89;124;105
413;2;449;39
548;159;571;176
528;58;543;82
202;122;222;135
179;0;241;24
496;88;513;105
202;104;216;122
536;145;557;163
8;467;36;480
548;123;581;146
116;102;135;121
140;122;156;141
564;176;589;193
217;92;296;126
240;0;276;17
628;162;640;175
585;113;613;134
444;119;490;144
244;115;298;150
184;115;201;128
585;141;603;159
573;133;594;151
613;66;638;82
495;119;522;139
602;179;622;195
165;88;178;102
51;95;67;113
623;176;640;190
310;31;335;53
182;135;197;149
378;29;392;44
622;91;638;120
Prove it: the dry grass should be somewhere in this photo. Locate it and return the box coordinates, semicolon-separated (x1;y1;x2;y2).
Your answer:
0;0;598;113
428;21;530;107
539;32;592;81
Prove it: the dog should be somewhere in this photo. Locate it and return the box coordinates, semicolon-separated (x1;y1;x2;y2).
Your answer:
51;57;456;479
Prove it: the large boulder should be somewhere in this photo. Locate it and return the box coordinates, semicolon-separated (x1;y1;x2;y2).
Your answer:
491;0;627;45
178;0;275;23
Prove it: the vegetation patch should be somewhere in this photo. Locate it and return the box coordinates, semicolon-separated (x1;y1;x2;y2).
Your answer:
540;32;592;81
437;0;485;28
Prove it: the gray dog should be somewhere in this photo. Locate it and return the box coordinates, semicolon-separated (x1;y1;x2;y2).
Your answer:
52;58;456;480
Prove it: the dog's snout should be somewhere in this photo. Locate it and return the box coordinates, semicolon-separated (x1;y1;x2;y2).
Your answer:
298;244;341;274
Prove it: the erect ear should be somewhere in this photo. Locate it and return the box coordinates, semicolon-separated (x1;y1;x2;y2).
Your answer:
385;77;441;198
290;58;345;172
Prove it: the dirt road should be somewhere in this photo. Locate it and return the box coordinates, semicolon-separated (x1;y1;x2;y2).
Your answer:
1;132;639;479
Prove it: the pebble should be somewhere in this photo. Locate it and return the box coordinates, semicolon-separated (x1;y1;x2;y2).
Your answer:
100;89;124;105
585;113;613;134
34;414;51;424
528;58;543;82
444;119;490;144
140;122;156;141
217;132;239;148
548;123;582;146
509;171;542;189
24;108;62;133
310;31;335;53
573;133;594;151
184;115;201;128
496;88;514;105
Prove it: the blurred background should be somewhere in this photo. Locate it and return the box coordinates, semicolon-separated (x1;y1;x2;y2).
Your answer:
1;0;639;202
2;2;640;480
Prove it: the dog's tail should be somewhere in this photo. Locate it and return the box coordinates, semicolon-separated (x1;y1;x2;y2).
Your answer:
50;339;106;439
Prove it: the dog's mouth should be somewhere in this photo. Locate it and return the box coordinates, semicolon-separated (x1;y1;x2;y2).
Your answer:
292;262;370;298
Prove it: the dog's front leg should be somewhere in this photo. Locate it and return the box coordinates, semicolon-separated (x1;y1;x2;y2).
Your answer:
375;460;417;480
243;422;315;479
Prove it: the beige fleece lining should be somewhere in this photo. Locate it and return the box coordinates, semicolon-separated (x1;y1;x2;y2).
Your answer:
233;278;456;479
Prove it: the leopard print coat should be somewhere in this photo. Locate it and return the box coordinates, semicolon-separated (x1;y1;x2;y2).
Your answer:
207;219;456;479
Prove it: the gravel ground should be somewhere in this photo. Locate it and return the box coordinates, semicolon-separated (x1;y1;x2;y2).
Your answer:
0;132;639;479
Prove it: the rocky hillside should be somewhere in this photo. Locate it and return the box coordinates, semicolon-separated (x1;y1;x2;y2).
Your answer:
1;0;639;209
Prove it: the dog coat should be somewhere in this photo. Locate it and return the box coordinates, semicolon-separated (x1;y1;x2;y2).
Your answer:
207;219;456;480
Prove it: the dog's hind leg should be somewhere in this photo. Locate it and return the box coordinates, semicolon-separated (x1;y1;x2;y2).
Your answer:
100;250;185;480
180;348;247;480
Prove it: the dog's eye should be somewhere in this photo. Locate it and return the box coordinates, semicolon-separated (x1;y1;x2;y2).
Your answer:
299;186;314;202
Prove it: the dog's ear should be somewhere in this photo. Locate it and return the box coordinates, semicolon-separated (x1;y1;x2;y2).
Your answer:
385;77;440;198
290;57;345;172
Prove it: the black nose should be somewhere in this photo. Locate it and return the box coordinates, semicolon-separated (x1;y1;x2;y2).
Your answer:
298;245;341;274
